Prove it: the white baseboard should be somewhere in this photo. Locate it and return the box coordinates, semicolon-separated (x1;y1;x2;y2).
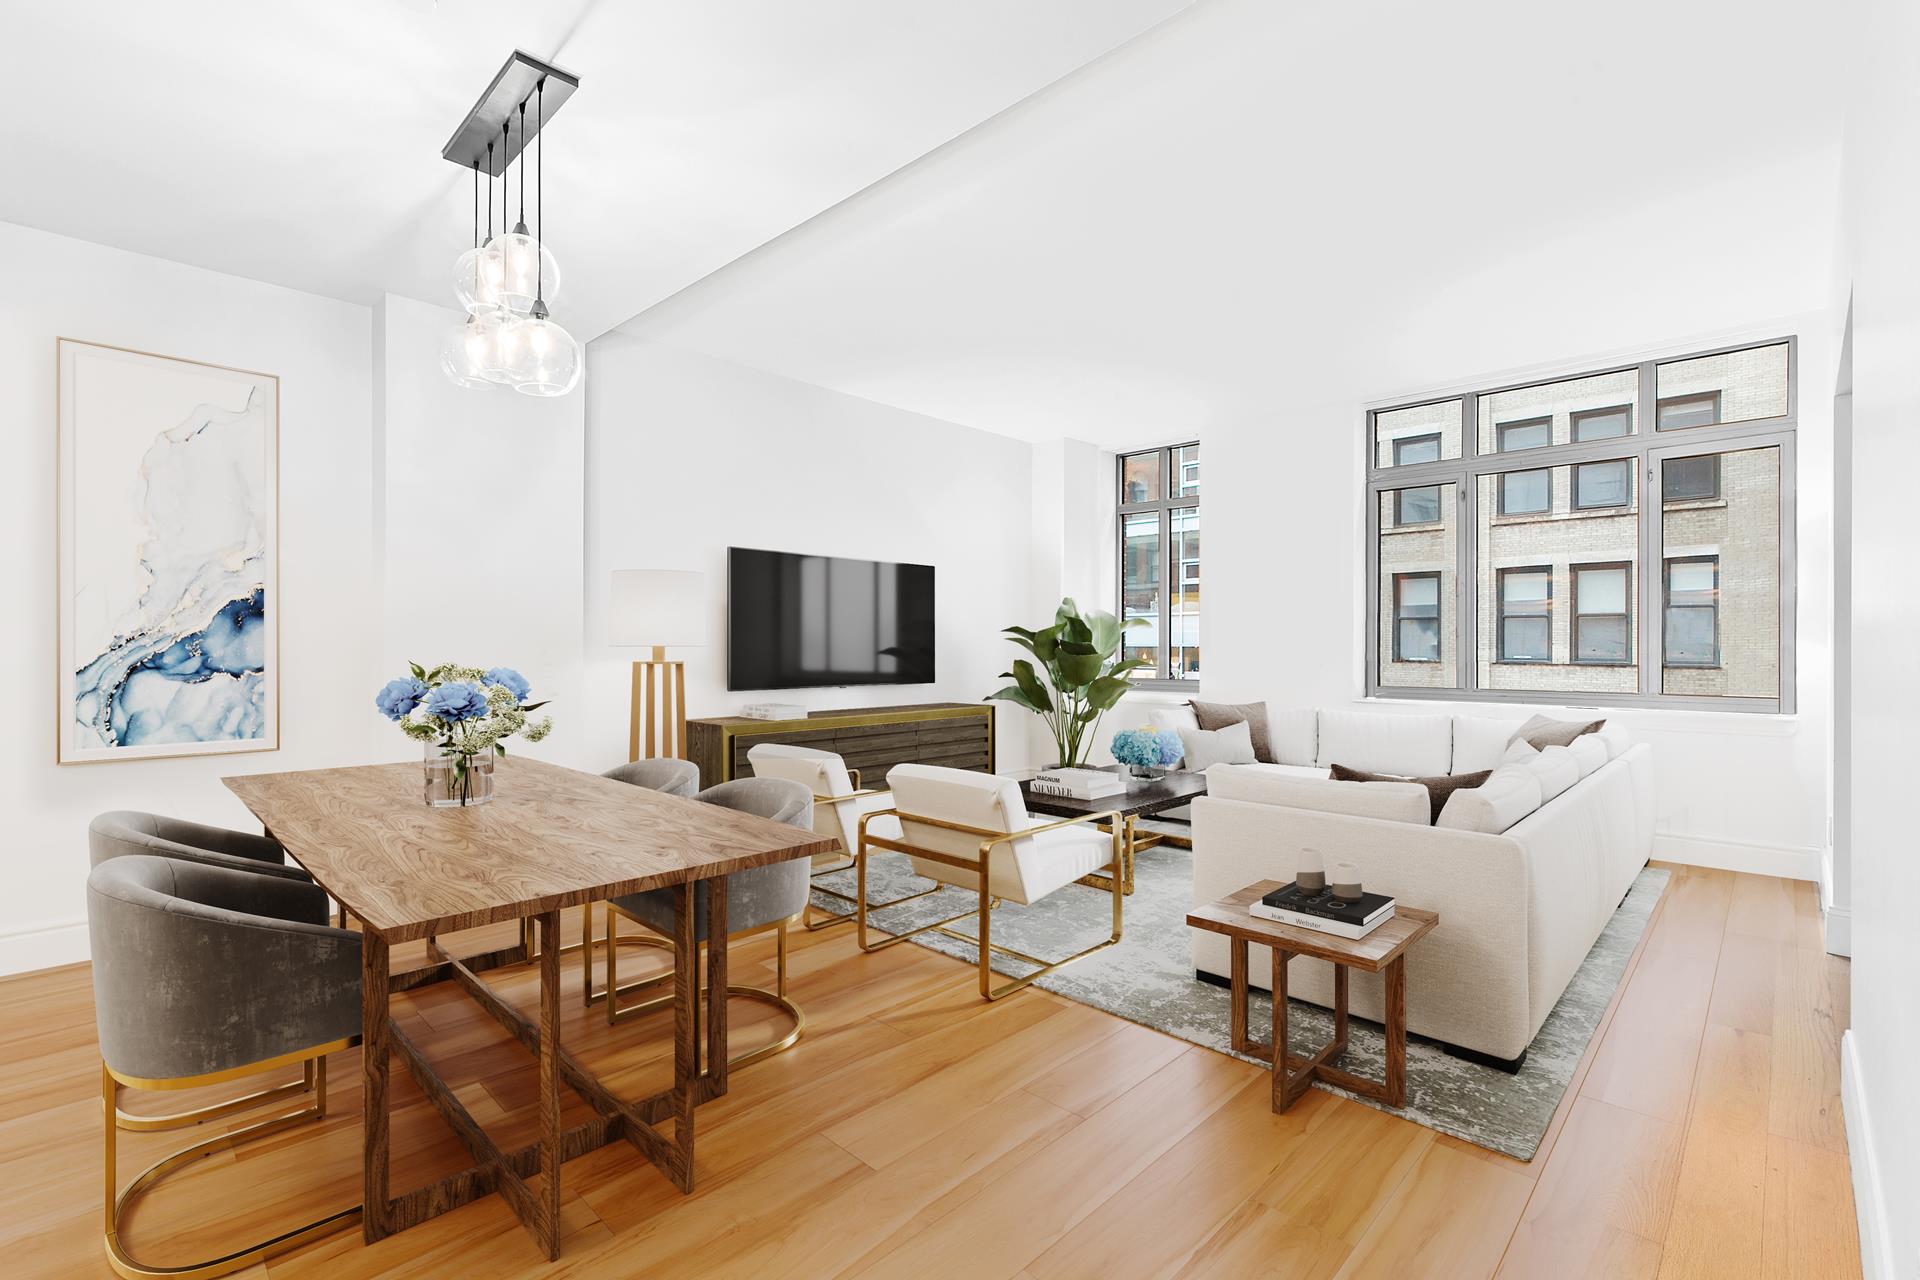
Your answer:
0;917;88;978
1841;1030;1895;1279
1651;832;1821;881
1822;904;1853;957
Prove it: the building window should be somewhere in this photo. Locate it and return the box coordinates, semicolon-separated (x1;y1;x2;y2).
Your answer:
1395;484;1442;525
1498;469;1551;515
1574;459;1632;510
1393;573;1442;663
1497;416;1552;452
1662;453;1720;502
1571;404;1632;441
1656;391;1722;430
1393;433;1441;466
1574;563;1632;664
1498;567;1553;662
1664;556;1720;667
1367;337;1796;711
1117;443;1200;683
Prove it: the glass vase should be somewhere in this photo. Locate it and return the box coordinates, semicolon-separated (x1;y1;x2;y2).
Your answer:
424;745;495;807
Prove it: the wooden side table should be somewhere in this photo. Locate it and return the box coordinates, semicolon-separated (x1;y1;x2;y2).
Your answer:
1187;880;1439;1113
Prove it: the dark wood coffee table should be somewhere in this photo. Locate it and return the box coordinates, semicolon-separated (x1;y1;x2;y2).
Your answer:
1019;769;1207;895
1187;880;1438;1113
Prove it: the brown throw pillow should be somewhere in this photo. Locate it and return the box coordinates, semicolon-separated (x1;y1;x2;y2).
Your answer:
1329;763;1493;825
1189;699;1275;764
1508;714;1606;751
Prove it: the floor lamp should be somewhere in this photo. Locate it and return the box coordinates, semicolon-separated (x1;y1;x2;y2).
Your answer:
610;569;706;761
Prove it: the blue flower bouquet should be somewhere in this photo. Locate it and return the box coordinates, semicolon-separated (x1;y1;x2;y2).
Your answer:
375;662;554;807
1110;725;1184;777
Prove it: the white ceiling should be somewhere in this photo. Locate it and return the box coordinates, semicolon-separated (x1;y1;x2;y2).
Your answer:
1;0;1190;341
621;0;1847;445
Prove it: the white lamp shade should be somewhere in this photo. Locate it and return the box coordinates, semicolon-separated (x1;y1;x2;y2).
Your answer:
610;570;707;649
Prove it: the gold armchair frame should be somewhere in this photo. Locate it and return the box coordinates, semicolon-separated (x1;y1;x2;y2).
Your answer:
103;1038;360;1279
854;807;1124;1001
802;768;942;931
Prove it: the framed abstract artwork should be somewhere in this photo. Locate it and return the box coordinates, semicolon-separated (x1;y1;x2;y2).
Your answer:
56;339;279;763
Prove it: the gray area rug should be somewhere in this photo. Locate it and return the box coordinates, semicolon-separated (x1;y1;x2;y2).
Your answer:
814;849;1668;1160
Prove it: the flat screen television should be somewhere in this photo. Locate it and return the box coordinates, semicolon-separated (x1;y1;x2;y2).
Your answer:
727;547;935;690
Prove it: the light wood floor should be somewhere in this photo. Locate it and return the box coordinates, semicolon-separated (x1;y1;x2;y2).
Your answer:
1;863;1859;1278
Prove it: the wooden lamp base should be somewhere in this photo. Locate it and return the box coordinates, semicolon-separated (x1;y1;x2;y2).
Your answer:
629;647;688;761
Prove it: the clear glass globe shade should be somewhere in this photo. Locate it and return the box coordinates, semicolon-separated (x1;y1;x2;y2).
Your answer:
440;313;500;390
452;242;508;316
510;315;582;397
480;311;529;385
492;230;560;314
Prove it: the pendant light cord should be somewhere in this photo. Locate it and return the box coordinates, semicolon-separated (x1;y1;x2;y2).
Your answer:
517;101;528;229
485;141;494;241
471;161;478;249
536;79;546;304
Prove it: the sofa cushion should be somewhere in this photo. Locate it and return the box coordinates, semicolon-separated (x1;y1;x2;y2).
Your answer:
1190;699;1275;764
1180;721;1257;770
1435;763;1544;833
1269;708;1319;766
1205;763;1429;825
1508;713;1606;750
1596;720;1632;759
1316;709;1452;777
1523;744;1581;802
1453;715;1524;773
1329;763;1493;824
1568;734;1609;778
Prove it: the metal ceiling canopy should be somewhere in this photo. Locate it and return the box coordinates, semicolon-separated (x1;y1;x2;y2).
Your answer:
441;50;580;176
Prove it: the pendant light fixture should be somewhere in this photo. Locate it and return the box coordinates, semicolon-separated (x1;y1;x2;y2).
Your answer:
439;52;581;395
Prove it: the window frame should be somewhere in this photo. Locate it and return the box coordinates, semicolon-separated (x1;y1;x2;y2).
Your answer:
1363;336;1796;713
1496;566;1555;663
1392;571;1443;664
1497;467;1552;516
1394;483;1443;527
1571;403;1633;442
1496;416;1553;453
1661;453;1722;502
1662;554;1722;669
1656;389;1725;431
1572;561;1634;666
1572;459;1633;511
1117;442;1201;688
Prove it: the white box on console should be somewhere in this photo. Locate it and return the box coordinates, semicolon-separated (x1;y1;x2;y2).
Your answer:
739;703;810;721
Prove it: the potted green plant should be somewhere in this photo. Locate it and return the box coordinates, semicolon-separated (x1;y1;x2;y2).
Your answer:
986;598;1149;769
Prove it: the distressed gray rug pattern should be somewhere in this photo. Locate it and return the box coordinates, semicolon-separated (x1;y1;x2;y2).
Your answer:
813;848;1667;1160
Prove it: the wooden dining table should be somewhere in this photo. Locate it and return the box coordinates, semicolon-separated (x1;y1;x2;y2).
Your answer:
225;755;835;1261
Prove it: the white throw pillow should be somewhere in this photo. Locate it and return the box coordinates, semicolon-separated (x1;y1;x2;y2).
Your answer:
1269;708;1319;766
1204;764;1429;825
1315;709;1452;777
1501;739;1540;766
1436;764;1544;834
1180;720;1256;771
1596;721;1632;759
1524;744;1581;802
1452;715;1523;773
1568;734;1609;778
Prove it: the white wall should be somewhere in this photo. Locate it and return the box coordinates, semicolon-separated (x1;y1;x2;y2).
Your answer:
0;222;376;972
579;335;1037;774
372;295;586;766
1838;2;1920;1270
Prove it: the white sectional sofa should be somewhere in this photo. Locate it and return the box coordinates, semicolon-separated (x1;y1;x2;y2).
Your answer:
1187;707;1654;1066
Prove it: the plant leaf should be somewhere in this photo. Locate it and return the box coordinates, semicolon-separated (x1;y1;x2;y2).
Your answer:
1008;659;1054;712
984;685;1047;715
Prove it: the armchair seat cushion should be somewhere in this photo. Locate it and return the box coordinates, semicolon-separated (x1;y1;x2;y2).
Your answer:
886;764;1118;906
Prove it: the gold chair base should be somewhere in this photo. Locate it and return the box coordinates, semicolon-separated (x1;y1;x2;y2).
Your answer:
603;903;806;1069
114;1056;320;1133
104;1043;360;1280
854;806;1126;1001
803;874;944;932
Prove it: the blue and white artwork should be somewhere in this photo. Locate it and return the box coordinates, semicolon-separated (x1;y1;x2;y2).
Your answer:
58;340;278;763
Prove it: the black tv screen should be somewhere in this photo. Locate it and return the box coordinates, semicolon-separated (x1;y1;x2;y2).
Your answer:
727;547;936;690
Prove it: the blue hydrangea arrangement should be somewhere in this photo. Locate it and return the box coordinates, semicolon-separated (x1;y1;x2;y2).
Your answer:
375;661;554;761
1111;725;1184;770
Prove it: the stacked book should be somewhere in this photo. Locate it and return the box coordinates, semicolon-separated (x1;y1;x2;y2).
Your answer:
1029;767;1126;800
1250;882;1396;939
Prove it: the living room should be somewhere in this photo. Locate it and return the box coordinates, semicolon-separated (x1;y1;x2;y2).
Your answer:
3;1;1914;1277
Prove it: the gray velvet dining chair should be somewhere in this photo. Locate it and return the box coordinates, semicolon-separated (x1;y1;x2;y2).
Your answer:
88;854;362;1278
89;809;310;881
602;776;812;1069
580;756;704;1005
